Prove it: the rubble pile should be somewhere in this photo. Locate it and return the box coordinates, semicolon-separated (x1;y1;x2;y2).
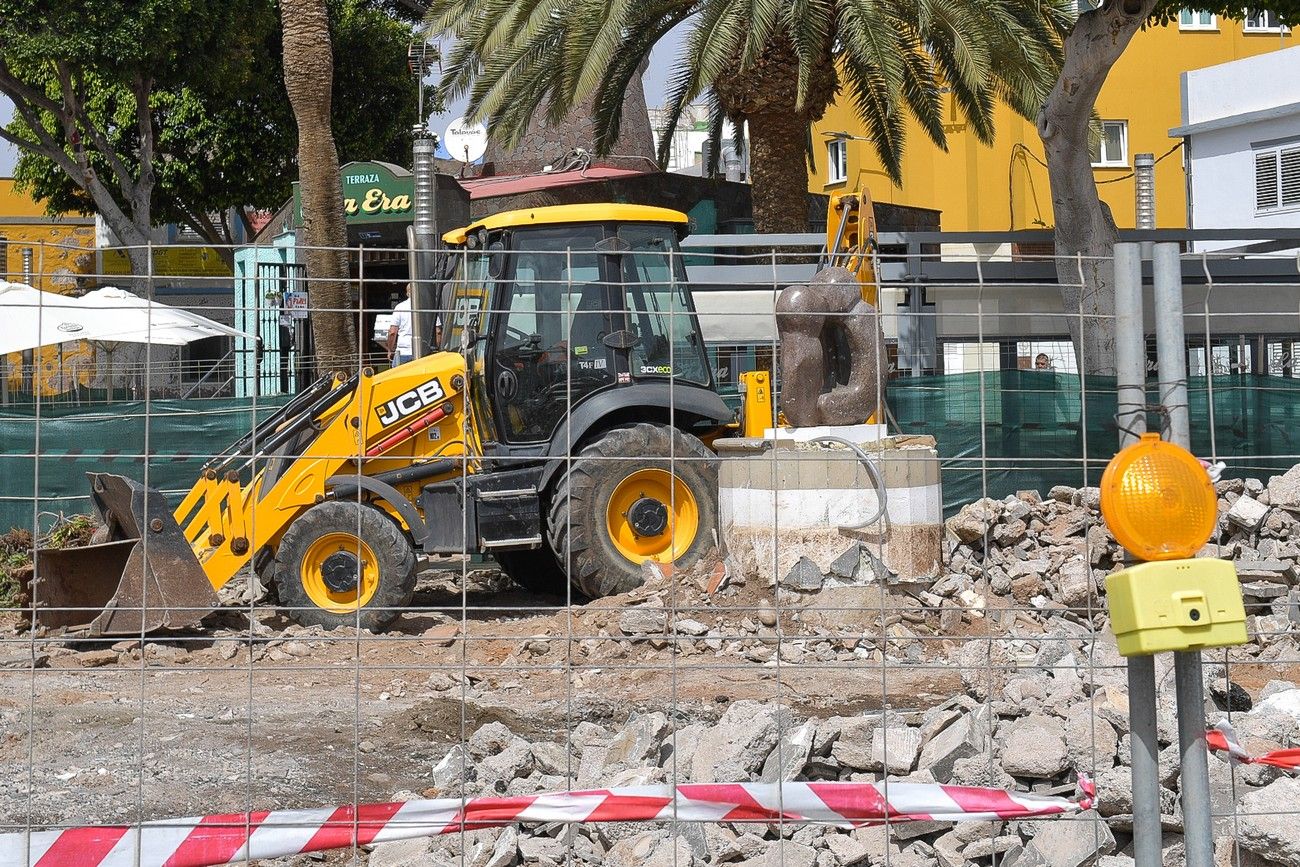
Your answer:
932;466;1300;661
13;468;1300;865
373;669;1300;867
360;467;1300;867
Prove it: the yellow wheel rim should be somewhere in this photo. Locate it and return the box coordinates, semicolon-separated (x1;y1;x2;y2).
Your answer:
605;468;699;565
300;532;381;614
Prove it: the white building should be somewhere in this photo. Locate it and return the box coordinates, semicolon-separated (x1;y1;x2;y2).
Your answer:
648;104;748;179
1172;45;1300;252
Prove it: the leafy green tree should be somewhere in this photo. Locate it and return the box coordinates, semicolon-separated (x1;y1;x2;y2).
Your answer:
428;0;1073;233
1039;0;1300;375
1;0;421;274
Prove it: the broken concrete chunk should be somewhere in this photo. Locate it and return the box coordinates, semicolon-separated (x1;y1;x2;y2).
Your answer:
619;605;668;636
1229;494;1270;530
1001;714;1069;780
782;556;826;591
869;723;922;775
760;720;817;783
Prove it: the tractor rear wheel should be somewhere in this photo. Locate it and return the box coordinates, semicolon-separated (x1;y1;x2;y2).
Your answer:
547;423;718;598
496;549;568;596
273;500;416;631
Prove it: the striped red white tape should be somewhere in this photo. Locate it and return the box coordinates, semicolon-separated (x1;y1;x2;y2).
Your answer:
1208;720;1300;770
0;780;1092;867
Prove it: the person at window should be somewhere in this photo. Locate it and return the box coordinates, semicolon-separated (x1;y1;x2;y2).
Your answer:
1034;352;1054;371
386;283;413;366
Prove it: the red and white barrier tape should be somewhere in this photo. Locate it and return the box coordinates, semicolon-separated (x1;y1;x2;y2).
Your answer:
1208;720;1300;771
0;780;1093;867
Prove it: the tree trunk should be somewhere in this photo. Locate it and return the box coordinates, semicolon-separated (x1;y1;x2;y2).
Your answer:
1038;0;1158;376
746;111;815;234
94;205;153;290
281;0;356;377
714;38;835;236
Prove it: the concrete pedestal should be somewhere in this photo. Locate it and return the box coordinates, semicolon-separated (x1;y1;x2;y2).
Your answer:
716;432;942;591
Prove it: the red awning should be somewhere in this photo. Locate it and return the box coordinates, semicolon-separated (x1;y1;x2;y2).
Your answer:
460;167;650;199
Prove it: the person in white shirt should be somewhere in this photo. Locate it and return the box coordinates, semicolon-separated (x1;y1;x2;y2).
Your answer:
386;284;413;365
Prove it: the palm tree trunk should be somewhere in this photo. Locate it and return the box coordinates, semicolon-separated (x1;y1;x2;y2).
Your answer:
746;112;813;234
1038;0;1157;377
280;0;356;377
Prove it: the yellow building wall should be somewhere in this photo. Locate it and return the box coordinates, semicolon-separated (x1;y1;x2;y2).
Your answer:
1;179;97;395
812;19;1296;231
0;178;96;291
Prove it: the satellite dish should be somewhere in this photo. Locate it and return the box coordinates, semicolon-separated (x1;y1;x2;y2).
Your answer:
443;118;488;164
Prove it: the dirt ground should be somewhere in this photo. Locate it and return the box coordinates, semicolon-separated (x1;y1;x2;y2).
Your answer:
0;565;960;831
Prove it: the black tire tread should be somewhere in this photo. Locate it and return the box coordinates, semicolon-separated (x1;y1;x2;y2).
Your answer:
273;500;417;631
547;423;717;598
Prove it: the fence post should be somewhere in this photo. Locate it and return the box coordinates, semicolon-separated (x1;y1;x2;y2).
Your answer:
1153;240;1213;867
1115;241;1162;867
411;132;439;359
1154;243;1190;446
1115;243;1146;448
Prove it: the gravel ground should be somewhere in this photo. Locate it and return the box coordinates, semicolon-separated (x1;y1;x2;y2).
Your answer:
0;564;955;831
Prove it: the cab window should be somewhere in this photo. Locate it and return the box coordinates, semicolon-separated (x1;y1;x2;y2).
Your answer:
618;223;711;386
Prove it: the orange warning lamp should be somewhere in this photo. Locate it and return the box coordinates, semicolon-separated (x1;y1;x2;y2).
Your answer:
1100;433;1217;562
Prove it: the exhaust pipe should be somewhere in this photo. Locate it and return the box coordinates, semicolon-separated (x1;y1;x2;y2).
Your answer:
25;474;219;636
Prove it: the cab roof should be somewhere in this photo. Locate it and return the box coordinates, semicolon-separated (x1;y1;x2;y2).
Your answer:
442;203;689;245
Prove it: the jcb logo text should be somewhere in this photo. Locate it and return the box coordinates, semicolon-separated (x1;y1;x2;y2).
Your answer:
376;378;446;426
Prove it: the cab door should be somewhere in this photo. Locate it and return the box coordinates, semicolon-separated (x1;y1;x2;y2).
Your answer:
488;225;619;444
443;245;499;449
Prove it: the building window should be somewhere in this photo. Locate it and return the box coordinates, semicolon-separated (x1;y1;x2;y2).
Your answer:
1178;8;1217;28
1244;8;1286;31
1255;146;1300;212
1089;120;1128;167
826;139;848;184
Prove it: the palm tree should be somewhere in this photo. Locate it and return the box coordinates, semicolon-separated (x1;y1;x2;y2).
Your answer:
281;0;357;375
427;0;1073;233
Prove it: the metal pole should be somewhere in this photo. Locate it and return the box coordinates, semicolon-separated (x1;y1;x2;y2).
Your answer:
1128;656;1163;867
412;130;439;359
1153;239;1213;867
1115;243;1146;448
1153;242;1189;447
1115;240;1161;867
1135;153;1156;260
1175;651;1214;867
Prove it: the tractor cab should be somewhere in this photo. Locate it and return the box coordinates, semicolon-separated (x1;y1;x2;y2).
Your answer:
439;205;718;448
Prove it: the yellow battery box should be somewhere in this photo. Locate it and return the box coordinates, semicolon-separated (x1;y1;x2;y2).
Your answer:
1106;558;1248;657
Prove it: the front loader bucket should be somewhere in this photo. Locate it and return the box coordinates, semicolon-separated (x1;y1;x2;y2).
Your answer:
26;473;219;636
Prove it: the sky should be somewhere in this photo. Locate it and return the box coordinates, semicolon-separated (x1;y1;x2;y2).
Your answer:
0;98;15;176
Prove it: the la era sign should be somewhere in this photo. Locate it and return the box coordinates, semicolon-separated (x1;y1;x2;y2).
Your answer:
293;160;415;226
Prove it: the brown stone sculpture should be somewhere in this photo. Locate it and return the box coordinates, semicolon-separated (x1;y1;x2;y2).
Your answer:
776;266;887;427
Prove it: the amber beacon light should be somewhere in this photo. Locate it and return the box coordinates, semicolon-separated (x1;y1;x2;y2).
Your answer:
1100;432;1245;657
1100;432;1217;561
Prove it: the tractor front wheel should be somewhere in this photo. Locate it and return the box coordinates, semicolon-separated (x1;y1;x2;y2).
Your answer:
273;500;416;631
547;423;718;598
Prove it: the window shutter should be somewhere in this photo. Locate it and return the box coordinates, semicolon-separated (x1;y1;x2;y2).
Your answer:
1257;151;1279;211
1281;148;1300;208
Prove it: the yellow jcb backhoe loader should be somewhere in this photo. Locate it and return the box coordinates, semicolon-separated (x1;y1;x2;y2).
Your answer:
26;196;878;635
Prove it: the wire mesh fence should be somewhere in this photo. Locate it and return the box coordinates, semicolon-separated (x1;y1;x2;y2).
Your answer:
2;233;1300;867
